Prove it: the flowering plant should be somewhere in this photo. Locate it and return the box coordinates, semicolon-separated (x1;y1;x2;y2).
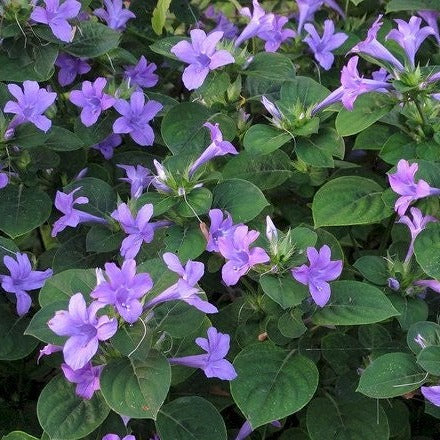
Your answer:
2;0;440;439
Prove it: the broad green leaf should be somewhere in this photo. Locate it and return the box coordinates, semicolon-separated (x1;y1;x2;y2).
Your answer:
243;124;291;155
175;187;213;218
100;353;171;419
417;346;440;375
231;343;318;428
2;432;39;440
150;36;187;59
212;178;269;223
306;397;389;440
407;321;440;354
379;132;416;165
389;295;428;331
10;123;49;148
136;193;177;217
414;222;440;279
65;22;120;58
0;186;52;238
164;225;206;262
386;0;440;12
312;281;399;326
152;0;172;35
222;150;292;190
111;320;152;361
86;226;124;253
312;176;392;227
244;52;296;82
357;352;426;398
156;396;227;440
353;124;395;151
260;274;308;309
44;126;85;151
37;375;110;439
336;93;394;136
39;268;96;306
295;128;344;168
353;256;389;285
0;303;38;360
280;76;330;108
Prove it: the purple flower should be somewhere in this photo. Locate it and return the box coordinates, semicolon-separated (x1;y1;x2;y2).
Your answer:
51;187;106;237
69;78;115;127
171;29;235;90
92;134;122;159
55;53;91;86
386;16;435;67
261;96;283;128
351;16;404;71
304;20;347;70
414;279;440;293
296;0;345;34
38;343;63;363
388;159;440;216
93;0;135;31
204;6;238;40
1;253;52;316
117;164;152;198
206;209;238;252
258;15;296;52
312;56;392;113
61;362;103;400
422;385;440;407
398;207;437;263
291;245;343;307
144;253;218;314
168;327;237;380
124;56;159;89
113;92;162;146
218;225;270;286
387;277;400;291
234;0;274;48
111;203;170;259
4;81;56;133
0;172;9;189
48;293;118;369
418;11;440;44
235;420;281;440
30;0;81;42
102;435;135;440
189;123;238;176
151;160;173;193
91;259;153;324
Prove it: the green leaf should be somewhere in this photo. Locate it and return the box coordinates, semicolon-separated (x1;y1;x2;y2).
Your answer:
407;321;440;354
150;36;187;59
306;397;389;440
151;0;172;35
231;343;318;428
0;237;19;270
357;352;426;398
136;192;177;217
353;124;395;151
244;52;296;82
386;0;440;12
86;226;124;253
65;22;120;58
260;274;308;309
164;225;206;262
111;320;152;360
295;128;344;168
312;176;392;227
417;346;440;375
39;268;96;306
212;178;269;223
243;124;291;155
175;187;212;218
37;375;110;439
25;300;68;345
353;256;389;285
2;432;39;440
11;124;49;148
0;186;52;238
414;222;440;279
312;281;399;326
389;295;428;331
156;396;227;440
379;132;416;165
44;126;85;151
279;76;330;109
336;93;394;136
222;150;292;190
100;352;171;419
0;303;38;360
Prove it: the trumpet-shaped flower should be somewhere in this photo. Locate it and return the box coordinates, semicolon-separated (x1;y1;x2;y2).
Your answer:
51;187;106;237
418;11;440;44
94;0;135;31
30;0;81;42
61;362;103;400
206;209;239;252
92;134;122;159
291;245;343;307
218;225;270;286
124;56;158;89
422;386;440;407
144;253;217;313
387;16;435;67
304;20;348;70
113;92;162;146
117;164;152;198
55;53;91;86
296;0;345;34
4;81;56;133
388;159;440;215
1;253;52;316
258;15;296;52
171;29;235;90
48;293;118;369
168;327;237;380
91;259;153;324
69;78;115;127
189;123;238;176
